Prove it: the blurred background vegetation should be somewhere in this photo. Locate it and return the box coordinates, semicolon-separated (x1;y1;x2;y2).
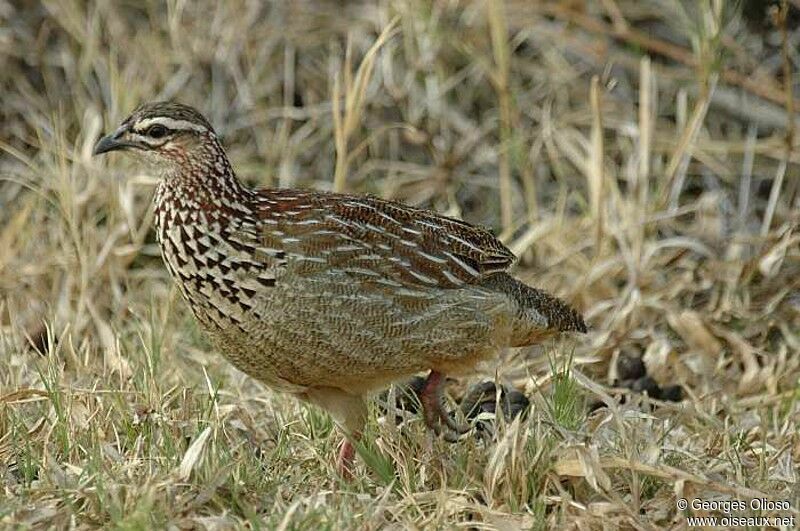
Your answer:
1;0;798;528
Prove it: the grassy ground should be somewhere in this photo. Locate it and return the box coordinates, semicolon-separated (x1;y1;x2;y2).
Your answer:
2;1;799;529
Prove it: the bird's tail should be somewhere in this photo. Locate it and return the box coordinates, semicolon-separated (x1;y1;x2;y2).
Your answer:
479;272;587;347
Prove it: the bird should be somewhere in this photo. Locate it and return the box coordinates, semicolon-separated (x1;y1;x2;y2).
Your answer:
93;101;587;477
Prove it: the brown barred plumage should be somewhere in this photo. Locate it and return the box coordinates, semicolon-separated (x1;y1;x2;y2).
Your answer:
94;101;586;476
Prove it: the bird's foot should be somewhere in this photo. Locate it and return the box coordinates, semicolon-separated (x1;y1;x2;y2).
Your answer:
420;371;471;442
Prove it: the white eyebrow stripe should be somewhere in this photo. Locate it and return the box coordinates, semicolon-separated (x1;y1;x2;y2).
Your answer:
133;117;208;133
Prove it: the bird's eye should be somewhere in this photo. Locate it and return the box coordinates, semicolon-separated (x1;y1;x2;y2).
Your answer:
145;124;169;138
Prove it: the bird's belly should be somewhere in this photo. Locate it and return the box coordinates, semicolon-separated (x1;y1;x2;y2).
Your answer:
231;273;515;392
162;237;514;393
172;281;311;393
157;226;303;391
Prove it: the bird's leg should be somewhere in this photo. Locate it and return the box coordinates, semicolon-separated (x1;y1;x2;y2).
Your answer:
301;387;367;479
336;433;358;480
420;370;471;442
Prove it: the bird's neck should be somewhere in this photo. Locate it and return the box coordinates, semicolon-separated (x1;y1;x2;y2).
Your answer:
154;138;257;226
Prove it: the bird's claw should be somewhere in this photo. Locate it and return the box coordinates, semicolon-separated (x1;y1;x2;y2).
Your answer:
421;370;472;442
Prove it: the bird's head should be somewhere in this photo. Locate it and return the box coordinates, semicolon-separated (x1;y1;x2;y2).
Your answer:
93;102;218;171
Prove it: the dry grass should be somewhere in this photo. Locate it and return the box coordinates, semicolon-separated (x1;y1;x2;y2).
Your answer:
1;1;799;529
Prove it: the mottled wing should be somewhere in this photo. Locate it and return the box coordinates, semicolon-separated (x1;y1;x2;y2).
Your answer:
255;189;515;289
